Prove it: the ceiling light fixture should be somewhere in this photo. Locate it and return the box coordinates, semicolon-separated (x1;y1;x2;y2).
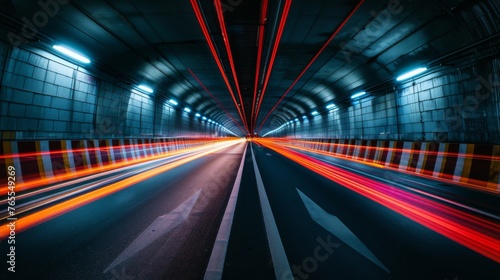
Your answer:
137;85;154;94
53;45;90;64
351;91;367;99
396;67;427;81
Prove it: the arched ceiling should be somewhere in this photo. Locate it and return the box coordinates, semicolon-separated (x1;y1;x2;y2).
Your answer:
1;0;498;136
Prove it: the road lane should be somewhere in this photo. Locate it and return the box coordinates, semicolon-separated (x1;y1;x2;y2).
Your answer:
0;140;246;280
251;142;500;279
221;144;275;280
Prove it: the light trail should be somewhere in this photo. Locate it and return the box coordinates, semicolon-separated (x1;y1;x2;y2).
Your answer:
255;139;500;263
0;148;211;218
0;138;218;160
0;138;236;196
268;138;500;162
267;138;500;193
0;139;245;239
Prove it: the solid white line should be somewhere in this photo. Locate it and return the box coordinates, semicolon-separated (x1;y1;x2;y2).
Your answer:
251;145;293;280
204;143;248;280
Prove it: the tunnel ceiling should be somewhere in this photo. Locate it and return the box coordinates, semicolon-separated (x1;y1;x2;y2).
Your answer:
0;0;491;136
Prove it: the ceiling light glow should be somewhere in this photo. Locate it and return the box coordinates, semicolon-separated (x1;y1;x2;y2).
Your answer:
351;91;366;99
137;85;154;94
396;67;427;81
53;45;91;64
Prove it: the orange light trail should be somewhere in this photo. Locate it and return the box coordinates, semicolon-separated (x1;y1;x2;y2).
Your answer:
0;139;244;239
0;138;237;196
255;139;500;263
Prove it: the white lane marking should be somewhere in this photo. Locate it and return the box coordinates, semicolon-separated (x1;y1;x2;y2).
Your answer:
104;190;201;273
251;145;293;280
297;188;390;273
204;144;248;280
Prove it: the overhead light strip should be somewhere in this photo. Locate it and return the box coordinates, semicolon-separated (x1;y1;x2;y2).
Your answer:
190;0;249;134
257;0;366;133
214;0;248;130
188;68;246;135
53;45;91;64
253;0;292;131
137;84;154;94
251;0;270;134
396;67;427;81
351;91;367;99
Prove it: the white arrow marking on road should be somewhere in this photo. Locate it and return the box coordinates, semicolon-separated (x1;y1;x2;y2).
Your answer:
104;190;201;273
297;188;390;273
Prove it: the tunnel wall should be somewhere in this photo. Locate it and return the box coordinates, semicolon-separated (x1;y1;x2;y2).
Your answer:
274;57;500;143
0;42;226;140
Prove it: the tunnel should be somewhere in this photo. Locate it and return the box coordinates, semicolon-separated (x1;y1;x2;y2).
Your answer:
0;0;499;279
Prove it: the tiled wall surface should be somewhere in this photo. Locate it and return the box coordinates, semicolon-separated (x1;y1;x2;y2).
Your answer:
0;42;226;140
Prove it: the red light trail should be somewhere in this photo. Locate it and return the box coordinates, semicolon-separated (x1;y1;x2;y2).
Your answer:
255;139;500;263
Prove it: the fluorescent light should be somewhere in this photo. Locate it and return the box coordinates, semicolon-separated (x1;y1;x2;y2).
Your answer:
202;117;207;120
137;85;154;93
326;103;336;109
396;67;427;81
53;45;90;64
168;99;178;106
184;107;191;113
311;111;319;116
351;91;366;99
302;116;307;119
195;113;201;117
295;118;299;122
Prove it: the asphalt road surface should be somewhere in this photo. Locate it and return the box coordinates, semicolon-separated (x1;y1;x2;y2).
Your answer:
1;140;499;280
